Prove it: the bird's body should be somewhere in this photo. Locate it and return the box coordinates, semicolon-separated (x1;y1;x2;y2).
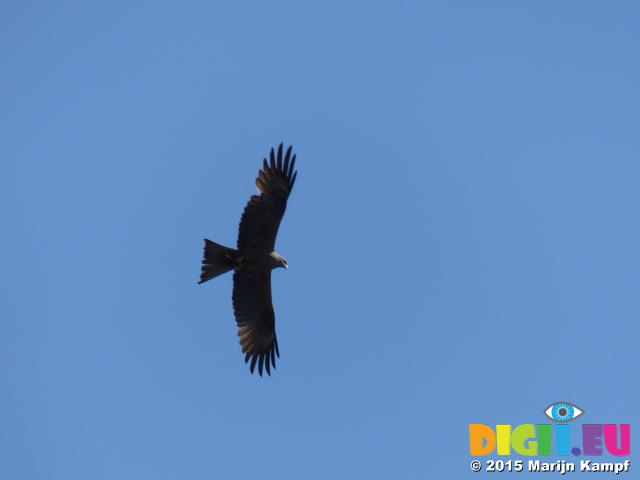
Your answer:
199;144;297;376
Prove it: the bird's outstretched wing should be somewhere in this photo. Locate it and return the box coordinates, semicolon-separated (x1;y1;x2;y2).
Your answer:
236;143;297;252
232;270;280;376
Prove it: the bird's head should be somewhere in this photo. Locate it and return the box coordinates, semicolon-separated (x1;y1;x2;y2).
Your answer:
270;252;288;269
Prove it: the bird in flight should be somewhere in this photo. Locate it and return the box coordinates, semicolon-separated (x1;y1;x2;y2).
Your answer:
199;144;297;376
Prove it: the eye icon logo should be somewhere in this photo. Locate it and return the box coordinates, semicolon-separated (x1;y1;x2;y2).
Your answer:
543;402;584;422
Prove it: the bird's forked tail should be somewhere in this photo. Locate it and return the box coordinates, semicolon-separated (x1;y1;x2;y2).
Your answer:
198;239;238;284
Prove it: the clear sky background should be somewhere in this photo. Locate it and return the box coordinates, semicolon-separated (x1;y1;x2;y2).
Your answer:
1;2;638;478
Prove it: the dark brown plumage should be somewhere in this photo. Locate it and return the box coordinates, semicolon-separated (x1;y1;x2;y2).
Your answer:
199;144;297;376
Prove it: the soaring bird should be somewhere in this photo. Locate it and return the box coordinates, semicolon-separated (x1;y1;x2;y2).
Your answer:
199;144;297;376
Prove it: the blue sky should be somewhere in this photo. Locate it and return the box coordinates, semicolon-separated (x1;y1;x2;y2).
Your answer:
1;2;638;478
